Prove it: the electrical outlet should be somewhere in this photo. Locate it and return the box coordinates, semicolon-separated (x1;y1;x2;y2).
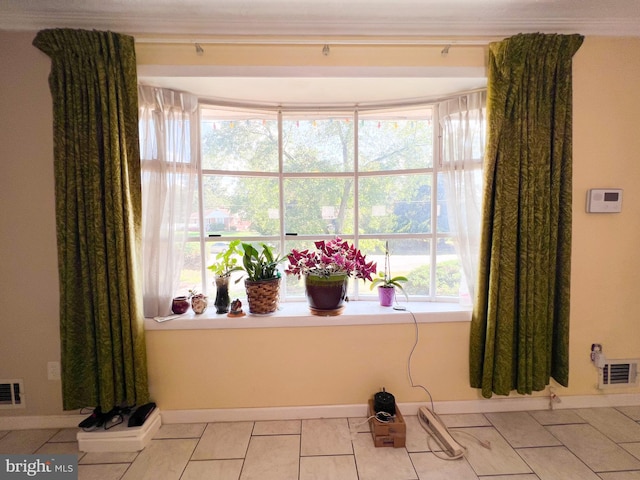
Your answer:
593;351;606;368
47;361;61;380
590;344;606;368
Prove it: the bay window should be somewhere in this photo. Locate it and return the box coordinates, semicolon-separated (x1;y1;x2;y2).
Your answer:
140;86;486;316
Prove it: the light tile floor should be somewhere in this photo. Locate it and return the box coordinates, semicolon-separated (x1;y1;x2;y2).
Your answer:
2;406;640;479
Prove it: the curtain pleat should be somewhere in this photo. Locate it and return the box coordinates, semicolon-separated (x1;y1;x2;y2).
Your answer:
33;28;149;410
469;33;583;398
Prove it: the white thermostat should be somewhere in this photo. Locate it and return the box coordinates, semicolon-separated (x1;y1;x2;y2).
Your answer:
587;188;623;213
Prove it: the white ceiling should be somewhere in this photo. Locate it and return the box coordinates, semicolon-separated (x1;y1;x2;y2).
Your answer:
138;75;488;109
2;0;639;37
4;0;639;106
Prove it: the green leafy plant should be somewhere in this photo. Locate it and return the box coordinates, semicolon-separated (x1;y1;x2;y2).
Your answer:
207;240;244;278
242;243;285;282
369;242;408;300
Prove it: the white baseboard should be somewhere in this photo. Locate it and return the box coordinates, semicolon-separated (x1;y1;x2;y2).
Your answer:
0;414;86;430
160;393;640;424
2;393;639;430
161;404;369;424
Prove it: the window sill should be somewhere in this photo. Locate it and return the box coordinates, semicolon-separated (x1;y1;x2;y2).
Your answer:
143;301;472;330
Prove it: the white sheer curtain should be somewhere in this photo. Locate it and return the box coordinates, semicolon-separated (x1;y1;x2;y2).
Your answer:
138;85;199;317
439;90;486;305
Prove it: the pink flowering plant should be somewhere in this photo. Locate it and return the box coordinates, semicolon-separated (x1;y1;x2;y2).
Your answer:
285;237;377;281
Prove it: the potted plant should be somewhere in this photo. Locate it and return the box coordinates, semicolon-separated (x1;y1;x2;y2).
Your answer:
207;240;244;313
241;243;285;315
370;241;408;307
286;237;377;315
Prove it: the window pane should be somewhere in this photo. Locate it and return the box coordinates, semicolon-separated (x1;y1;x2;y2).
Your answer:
359;110;433;172
436;173;450;234
282;117;354;172
179;240;203;296
202;175;280;236
437;170;483;235
284;178;354;236
201;108;278;172
359;174;432;235
436;237;461;298
366;238;431;297
283;238;316;298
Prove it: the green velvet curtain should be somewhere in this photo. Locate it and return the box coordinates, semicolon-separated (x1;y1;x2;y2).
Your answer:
469;33;584;398
33;29;149;410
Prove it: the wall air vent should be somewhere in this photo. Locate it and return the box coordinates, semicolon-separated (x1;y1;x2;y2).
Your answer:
598;359;639;389
0;380;25;409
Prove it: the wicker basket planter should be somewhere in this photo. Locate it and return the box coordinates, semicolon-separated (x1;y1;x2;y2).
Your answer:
244;277;281;315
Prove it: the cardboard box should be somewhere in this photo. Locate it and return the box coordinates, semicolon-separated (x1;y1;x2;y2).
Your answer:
368;399;406;448
371;433;406;448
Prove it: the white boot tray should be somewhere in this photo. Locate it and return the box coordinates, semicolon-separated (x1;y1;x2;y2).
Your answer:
77;407;161;452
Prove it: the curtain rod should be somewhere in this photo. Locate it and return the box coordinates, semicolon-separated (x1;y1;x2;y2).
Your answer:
134;36;494;47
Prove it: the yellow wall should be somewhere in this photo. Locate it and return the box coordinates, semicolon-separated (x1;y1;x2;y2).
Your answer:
570;37;640;391
0;31;61;415
135;40;487;69
146;322;473;410
1;31;639;416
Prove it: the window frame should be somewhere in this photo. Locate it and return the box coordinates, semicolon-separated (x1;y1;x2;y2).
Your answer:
186;100;471;304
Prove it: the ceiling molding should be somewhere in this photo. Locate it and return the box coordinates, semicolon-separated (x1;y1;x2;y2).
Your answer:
134;37;495;46
1;12;639;37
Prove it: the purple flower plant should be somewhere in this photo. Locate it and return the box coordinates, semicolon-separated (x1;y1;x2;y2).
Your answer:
285;237;377;281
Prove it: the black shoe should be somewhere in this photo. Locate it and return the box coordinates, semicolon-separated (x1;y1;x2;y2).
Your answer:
103;407;124;430
78;406;104;431
128;402;156;427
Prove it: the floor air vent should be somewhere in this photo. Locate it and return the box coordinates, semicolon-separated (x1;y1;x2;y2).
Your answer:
0;380;25;409
599;359;639;388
